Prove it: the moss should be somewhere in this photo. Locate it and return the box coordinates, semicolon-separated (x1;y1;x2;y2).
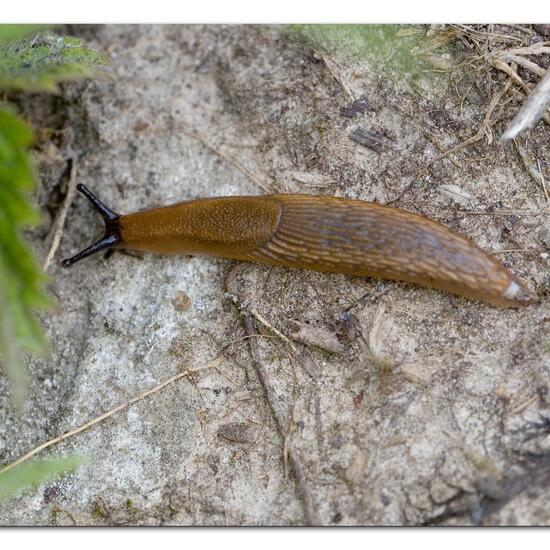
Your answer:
91;500;109;520
288;24;453;89
0;32;108;92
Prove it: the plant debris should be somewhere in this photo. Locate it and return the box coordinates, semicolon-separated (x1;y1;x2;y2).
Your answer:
348;127;389;153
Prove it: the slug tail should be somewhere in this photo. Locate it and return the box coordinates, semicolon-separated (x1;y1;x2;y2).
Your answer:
61;184;121;268
500;277;538;306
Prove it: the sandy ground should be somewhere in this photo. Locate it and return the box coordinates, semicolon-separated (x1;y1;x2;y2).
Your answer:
0;24;549;525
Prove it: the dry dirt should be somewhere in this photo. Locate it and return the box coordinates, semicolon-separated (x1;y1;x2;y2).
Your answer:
0;24;549;525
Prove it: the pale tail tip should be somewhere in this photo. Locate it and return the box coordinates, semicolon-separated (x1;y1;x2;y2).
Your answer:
501;279;538;306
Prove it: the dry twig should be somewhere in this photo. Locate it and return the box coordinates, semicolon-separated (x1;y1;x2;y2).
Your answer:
463;209;550;215
320;53;355;100
240;310;321;525
514;140;550;204
509;395;539;416
0;360;219;476
389;78;512;204
538;158;550;204
502;67;550;139
43;154;79;271
248;309;299;354
224;273;321;525
178;119;272;193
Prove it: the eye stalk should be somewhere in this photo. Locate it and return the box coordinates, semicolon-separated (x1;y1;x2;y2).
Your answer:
61;184;121;268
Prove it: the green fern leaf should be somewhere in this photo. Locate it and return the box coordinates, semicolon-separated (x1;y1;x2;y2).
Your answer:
0;106;53;404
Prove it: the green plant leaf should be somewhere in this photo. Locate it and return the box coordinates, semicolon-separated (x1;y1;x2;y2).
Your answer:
0;106;54;405
0;32;109;92
0;456;83;501
0;29;108;406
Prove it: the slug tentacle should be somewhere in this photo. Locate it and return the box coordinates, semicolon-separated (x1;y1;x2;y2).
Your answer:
61;184;121;268
61;187;537;307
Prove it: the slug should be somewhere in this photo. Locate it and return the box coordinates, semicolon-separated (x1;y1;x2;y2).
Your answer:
61;184;537;307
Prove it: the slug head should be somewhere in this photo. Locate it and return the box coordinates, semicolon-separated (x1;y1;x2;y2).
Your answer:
61;184;121;268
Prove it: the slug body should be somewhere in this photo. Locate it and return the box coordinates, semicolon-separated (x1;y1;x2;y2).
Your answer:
62;185;537;307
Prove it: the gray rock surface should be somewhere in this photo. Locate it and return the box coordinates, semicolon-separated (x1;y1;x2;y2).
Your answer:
1;24;549;525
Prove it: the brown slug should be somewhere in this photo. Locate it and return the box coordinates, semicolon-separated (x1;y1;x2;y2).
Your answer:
61;184;537;307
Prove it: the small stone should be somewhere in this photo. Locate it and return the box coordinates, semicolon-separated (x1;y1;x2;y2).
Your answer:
348;128;387;153
171;290;191;312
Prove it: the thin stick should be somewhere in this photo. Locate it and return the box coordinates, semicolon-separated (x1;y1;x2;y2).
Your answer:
221;333;279;349
389;79;511;204
238;315;287;431
499;42;550;57
492;61;550;128
451;24;524;43
492;248;541;254
502;67;550;140
248;309;299;354
240;310;321;525
42;155;79;271
514;140;549;204
537;158;550;205
321;53;355;100
178;120;272;193
492;58;531;93
0;361;219;476
224;273;321;525
462;209;550;215
509;394;538;416
506;54;546;78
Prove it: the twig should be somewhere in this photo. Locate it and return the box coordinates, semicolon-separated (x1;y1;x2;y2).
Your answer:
178;120;272;193
492;248;542;254
514;140;550;204
452;25;524;44
389;79;512;204
509;395;538;416
498;42;550;57
506;55;546;78
462;209;550;215
224;274;321;525
42;155;79;271
282;420;296;482
492;58;531;93
491;59;550;125
321;54;355;100
240;310;321;525
0;360;219;476
491;248;544;255
502;67;550;140
248;309;299;354
425;132;461;168
538;158;550;204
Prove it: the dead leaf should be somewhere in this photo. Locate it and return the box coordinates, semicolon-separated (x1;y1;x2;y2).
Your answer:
217;422;259;444
290;322;346;354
